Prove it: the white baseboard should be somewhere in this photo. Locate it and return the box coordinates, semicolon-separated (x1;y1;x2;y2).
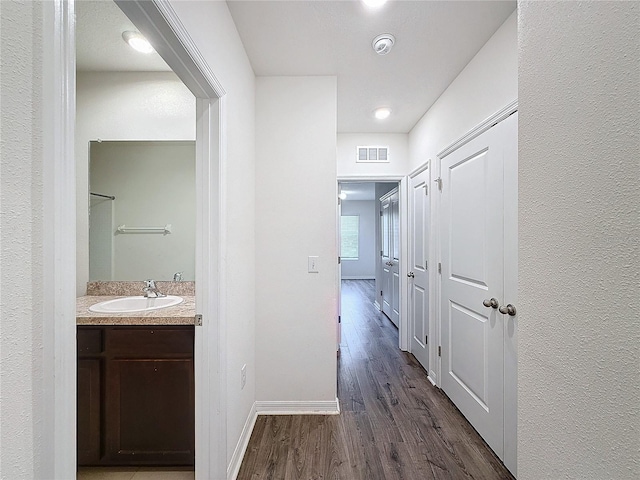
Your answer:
255;398;340;415
341;275;375;280
227;403;258;480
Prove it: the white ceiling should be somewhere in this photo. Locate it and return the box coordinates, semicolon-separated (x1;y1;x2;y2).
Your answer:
76;0;170;72
227;0;516;133
76;0;516;134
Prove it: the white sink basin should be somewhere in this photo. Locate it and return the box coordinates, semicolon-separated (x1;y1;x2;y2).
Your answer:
89;295;183;314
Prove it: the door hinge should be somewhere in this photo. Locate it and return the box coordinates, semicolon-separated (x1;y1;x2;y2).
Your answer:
195;314;203;326
425;335;428;344
424;185;428;195
338;315;341;324
438;346;442;357
380;211;383;216
425;260;428;270
338;256;341;265
380;250;383;256
380;290;383;296
438;262;442;274
435;177;442;191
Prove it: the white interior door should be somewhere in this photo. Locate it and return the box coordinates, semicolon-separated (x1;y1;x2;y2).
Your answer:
337;192;342;350
380;194;393;319
380;188;399;327
390;192;400;326
409;167;430;370
440;121;507;458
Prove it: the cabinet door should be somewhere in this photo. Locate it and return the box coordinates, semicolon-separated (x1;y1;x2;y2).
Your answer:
106;358;195;465
77;359;101;465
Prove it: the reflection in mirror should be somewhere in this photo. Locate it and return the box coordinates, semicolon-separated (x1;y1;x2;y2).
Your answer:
89;141;195;281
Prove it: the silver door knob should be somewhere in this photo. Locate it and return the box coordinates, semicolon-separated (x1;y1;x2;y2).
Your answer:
407;272;414;278
483;298;499;309
499;304;517;316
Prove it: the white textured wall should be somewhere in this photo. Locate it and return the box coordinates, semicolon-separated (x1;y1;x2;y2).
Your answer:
337;133;408;176
518;2;639;478
76;71;195;295
408;11;517;172
341;200;376;279
167;0;257;467
89;141;196;281
0;1;44;477
255;76;338;402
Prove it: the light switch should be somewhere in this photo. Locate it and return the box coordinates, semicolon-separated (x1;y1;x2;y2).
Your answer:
308;256;319;273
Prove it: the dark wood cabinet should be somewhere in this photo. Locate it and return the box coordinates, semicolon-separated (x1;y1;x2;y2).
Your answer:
77;326;194;466
77;357;101;464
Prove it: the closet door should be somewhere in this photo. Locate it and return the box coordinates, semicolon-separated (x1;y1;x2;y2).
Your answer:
440;118;513;459
380;188;399;327
380;195;393;320
390;191;400;326
409;167;430;371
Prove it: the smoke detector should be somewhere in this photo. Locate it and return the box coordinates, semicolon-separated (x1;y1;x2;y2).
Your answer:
372;34;395;55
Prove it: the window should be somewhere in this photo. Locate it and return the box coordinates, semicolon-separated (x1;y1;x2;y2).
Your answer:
340;215;359;260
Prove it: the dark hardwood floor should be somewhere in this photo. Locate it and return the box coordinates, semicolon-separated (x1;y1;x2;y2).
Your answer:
237;279;514;480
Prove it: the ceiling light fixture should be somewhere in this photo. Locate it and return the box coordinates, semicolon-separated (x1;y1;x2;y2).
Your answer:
372;33;395;56
362;0;388;8
339;192;348;200
374;107;392;120
122;31;154;54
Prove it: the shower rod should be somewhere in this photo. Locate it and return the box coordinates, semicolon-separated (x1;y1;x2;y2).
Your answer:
90;192;115;200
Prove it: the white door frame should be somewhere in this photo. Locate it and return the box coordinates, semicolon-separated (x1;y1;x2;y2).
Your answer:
44;1;227;478
337;175;408;351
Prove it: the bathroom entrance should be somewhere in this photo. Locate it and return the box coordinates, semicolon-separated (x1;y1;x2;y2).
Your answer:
68;0;227;478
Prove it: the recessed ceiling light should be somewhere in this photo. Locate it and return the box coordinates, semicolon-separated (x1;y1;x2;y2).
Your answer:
374;107;391;120
122;31;154;54
339;192;348;200
362;0;388;8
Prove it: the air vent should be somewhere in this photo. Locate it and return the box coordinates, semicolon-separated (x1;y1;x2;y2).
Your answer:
357;146;389;163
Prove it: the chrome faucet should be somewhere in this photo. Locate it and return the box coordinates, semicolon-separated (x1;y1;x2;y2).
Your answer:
173;271;183;282
143;279;166;298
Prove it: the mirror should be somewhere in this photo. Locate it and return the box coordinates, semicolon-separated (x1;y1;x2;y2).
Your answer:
89;140;195;281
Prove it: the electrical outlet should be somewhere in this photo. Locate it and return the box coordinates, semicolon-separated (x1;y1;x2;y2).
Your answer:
241;364;247;389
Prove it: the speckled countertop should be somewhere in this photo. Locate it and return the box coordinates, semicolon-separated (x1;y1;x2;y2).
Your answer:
76;295;196;326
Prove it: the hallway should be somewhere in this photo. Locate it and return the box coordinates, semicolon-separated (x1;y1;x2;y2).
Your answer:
237;280;513;479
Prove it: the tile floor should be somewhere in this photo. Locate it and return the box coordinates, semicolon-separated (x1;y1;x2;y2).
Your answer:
76;467;194;480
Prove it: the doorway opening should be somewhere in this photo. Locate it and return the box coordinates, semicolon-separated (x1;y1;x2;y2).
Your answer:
338;181;400;346
46;0;227;478
76;3;197;477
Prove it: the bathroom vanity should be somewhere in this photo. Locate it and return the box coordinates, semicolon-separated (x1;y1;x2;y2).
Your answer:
76;287;196;466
